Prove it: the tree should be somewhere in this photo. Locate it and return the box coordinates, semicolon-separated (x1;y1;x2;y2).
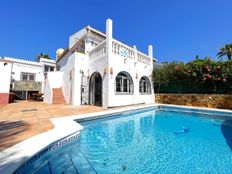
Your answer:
217;44;232;60
35;53;51;62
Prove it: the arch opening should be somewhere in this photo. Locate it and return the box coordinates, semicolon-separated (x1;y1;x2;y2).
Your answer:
115;71;133;95
89;72;102;106
139;76;151;94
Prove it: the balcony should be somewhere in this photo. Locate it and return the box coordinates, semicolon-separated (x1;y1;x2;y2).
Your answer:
89;39;152;65
112;39;152;65
12;80;42;91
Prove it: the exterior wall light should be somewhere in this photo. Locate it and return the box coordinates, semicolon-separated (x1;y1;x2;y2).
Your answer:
110;67;113;75
104;68;107;75
124;58;127;64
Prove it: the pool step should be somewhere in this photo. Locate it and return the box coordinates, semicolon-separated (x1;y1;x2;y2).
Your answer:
32;162;51;174
69;150;97;174
29;150;96;174
49;153;79;174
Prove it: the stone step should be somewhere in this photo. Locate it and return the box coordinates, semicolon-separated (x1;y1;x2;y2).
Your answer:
52;88;65;104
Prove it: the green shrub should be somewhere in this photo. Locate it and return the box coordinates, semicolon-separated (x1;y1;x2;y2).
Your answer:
153;58;232;94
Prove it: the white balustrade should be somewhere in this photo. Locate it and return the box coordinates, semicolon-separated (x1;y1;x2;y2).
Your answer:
89;39;151;65
89;40;106;58
137;52;151;65
112;39;151;65
112;40;135;59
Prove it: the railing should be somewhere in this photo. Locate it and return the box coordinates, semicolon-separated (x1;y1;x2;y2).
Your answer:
112;39;135;59
89;40;106;58
137;52;151;65
112;39;151;65
89;39;152;65
12;81;42;91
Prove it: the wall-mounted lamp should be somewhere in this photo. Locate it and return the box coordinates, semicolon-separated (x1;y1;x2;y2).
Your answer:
124;58;127;64
110;67;113;75
104;68;107;75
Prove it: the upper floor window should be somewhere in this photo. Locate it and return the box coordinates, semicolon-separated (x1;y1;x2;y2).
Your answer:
115;72;133;94
21;72;35;81
44;65;54;72
139;76;151;94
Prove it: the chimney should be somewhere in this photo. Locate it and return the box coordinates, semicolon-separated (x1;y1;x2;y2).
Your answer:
106;19;113;56
148;45;153;58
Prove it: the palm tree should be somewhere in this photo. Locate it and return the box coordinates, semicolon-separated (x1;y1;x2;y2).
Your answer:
217;44;232;60
35;53;51;62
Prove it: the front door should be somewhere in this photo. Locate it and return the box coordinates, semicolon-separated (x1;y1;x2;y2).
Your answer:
89;72;102;106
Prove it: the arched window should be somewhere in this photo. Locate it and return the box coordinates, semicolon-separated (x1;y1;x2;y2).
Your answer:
139;76;151;94
115;72;133;94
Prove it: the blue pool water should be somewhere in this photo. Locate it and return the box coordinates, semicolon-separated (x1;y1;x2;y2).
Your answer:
16;107;232;174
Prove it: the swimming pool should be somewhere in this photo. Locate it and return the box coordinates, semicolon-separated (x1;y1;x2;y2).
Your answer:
15;106;232;174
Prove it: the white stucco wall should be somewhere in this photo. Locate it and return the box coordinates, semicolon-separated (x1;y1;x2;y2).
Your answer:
43;71;63;104
106;53;154;107
58;52;88;105
43;76;52;103
0;62;12;93
72;52;89;106
87;50;154;108
88;53;108;107
11;63;43;82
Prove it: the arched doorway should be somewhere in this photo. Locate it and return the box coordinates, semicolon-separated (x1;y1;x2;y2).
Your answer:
89;72;102;106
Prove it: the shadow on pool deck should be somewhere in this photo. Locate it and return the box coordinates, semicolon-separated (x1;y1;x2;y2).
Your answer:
221;119;232;151
0;121;30;151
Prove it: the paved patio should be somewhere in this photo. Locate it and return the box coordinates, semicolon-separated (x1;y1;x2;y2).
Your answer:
0;101;105;151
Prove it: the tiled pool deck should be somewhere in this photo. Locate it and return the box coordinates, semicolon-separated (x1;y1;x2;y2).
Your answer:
0;101;105;151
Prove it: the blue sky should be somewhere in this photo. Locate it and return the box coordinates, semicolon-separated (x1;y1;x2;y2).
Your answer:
0;0;231;62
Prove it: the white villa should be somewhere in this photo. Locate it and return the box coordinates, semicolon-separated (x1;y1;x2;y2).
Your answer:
0;57;56;104
44;19;156;108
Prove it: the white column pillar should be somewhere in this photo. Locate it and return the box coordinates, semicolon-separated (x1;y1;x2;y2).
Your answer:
148;45;154;66
148;45;155;101
148;45;153;58
106;19;113;55
104;18;113;108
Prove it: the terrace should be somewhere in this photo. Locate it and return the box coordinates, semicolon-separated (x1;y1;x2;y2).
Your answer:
0;101;105;151
89;39;153;65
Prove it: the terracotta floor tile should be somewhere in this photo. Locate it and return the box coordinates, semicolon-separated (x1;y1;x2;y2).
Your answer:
0;101;107;151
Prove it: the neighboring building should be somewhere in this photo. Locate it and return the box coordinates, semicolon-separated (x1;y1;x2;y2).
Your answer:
0;59;12;104
44;19;157;108
0;57;56;104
